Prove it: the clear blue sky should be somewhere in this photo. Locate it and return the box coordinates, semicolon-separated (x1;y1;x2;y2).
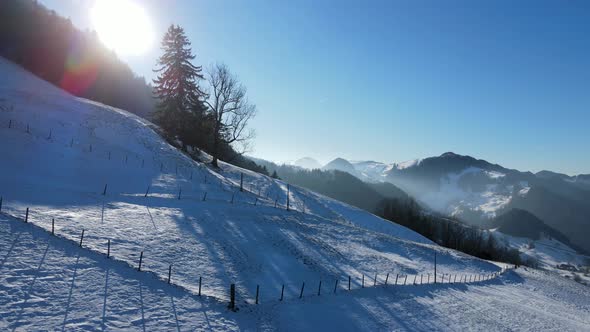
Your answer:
41;0;590;175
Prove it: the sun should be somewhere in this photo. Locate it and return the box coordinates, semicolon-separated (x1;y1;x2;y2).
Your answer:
90;0;154;56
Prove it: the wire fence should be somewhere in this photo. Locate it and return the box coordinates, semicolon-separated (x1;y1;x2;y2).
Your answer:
0;116;513;310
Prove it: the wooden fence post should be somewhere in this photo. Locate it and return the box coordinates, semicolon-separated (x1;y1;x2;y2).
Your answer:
362;275;365;288
348;276;351;290
404;275;407;285
25;207;29;222
280;284;284;301
413;275;417;285
198;276;202;296
395;274;399;285
79;229;85;247
178;188;182;200
51;218;55;235
138;251;143;271
107;239;110;258
229;284;236;309
434;252;437;284
255;285;260;304
385;273;389;286
168;264;172;284
240;173;243;192
231;192;235;204
102;184;108;196
317;280;322;296
299;282;305;299
145;185;150;197
286;184;290;211
420;274;423;285
374;273;377;286
334;279;339;294
254;197;258;206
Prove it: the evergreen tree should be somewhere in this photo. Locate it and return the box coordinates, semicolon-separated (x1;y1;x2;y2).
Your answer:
153;25;205;145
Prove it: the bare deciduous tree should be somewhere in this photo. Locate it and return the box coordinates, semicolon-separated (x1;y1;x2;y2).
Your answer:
204;63;256;167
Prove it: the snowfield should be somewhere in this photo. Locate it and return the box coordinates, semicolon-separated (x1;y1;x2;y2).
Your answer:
1;57;589;331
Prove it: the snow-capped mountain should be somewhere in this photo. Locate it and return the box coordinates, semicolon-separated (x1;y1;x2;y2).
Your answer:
378;152;590;254
292;153;590;255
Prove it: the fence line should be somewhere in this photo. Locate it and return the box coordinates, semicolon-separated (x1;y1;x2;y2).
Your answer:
0;206;513;310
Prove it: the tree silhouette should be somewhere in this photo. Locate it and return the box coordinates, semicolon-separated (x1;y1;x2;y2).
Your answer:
153;24;206;146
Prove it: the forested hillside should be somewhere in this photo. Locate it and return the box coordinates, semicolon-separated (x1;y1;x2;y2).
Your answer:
0;0;154;118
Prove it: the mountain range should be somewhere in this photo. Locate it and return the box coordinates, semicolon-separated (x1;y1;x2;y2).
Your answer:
283;153;590;254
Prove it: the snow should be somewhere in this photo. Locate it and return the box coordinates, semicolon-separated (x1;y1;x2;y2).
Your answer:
418;167;521;218
492;230;589;270
395;158;422;170
1;57;589;330
4;214;589;331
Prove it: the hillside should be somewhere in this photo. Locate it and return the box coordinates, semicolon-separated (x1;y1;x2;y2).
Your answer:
248;158;408;212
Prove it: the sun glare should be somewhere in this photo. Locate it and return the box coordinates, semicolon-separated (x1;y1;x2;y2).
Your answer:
90;0;154;56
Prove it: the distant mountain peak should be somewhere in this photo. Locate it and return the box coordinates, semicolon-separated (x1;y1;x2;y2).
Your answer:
440;152;460;158
293;157;321;169
322;157;358;175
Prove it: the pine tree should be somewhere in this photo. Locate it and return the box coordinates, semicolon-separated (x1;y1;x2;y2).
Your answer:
153;25;205;145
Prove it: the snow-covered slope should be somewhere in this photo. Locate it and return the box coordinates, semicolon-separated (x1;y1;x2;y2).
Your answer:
3;213;589;331
1;58;589;330
0;57;497;301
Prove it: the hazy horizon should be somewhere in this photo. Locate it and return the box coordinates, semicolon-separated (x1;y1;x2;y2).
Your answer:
40;0;590;175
